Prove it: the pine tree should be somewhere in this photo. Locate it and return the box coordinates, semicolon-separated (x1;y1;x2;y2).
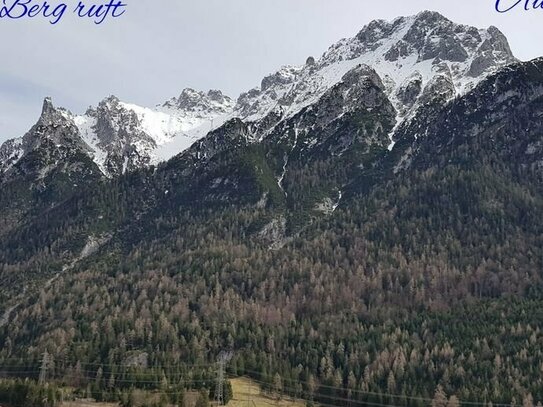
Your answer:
432;385;447;407
195;390;209;407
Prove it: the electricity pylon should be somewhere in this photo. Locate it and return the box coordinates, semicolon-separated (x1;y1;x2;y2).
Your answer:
215;351;233;406
39;351;50;385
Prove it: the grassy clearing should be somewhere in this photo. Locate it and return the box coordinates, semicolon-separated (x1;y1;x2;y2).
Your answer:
228;377;306;407
60;377;306;407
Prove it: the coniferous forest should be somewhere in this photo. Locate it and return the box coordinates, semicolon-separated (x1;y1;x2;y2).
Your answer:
1;12;543;407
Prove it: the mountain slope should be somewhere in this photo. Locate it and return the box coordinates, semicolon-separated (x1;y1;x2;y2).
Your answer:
1;57;543;405
0;98;102;236
1;12;543;407
2;55;542;298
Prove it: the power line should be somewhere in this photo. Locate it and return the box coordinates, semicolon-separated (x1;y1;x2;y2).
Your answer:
0;367;216;378
79;361;217;369
216;351;233;406
232;368;511;407
229;376;414;407
232;375;422;407
0;360;217;370
0;360;517;407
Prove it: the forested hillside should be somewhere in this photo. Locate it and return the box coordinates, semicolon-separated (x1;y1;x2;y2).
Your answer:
1;13;543;407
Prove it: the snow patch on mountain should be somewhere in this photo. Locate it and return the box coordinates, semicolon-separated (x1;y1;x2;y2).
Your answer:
118;102;186;145
72;114;108;174
67;90;236;175
0;137;24;174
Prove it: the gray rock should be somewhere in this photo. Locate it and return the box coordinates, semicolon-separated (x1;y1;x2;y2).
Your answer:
163;88;233;114
87;95;156;176
468;26;516;77
396;73;423;113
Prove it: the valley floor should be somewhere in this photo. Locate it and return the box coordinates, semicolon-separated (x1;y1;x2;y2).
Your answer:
59;377;306;407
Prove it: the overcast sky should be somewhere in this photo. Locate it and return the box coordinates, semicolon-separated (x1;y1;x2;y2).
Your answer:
0;0;542;142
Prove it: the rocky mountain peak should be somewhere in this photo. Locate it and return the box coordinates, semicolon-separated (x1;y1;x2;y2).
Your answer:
351;11;513;65
411;10;453;28
162;88;234;116
0;95;100;187
207;89;230;104
1;97;75;175
260;66;303;92
98;95;121;108
232;11;518;130
174;88;202;106
36;97;72;127
40;96;55;117
331;10;517;71
23;97;81;149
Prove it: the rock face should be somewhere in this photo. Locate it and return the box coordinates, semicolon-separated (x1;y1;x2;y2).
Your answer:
0;99;102;236
79;96;158;176
267;64;396;158
0;138;23;175
0;98;98;183
396;72;423;111
162;88;234;115
73;91;236;176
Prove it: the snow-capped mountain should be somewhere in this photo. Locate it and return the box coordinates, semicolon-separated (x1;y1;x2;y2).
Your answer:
0;11;517;178
71;90;236;176
0;97;101;190
235;11;516;131
1;90;235;177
